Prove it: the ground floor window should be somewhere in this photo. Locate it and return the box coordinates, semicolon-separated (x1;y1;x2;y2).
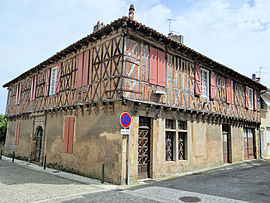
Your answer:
165;119;188;161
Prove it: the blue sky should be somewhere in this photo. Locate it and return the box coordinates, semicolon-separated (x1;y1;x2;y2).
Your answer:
1;0;269;114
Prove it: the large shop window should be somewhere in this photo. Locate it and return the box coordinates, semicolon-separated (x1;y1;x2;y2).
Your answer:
63;117;75;154
165;119;187;161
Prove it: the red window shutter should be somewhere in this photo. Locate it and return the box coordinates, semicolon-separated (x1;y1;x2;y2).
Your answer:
82;50;89;86
226;78;232;104
63;117;69;153
77;53;84;88
15;121;20;145
15;84;19;105
245;86;249;108
44;69;50;96
194;65;201;96
254;90;257;110
17;83;22;105
231;80;234;105
149;46;158;85
68;117;75;154
55;63;62;93
210;72;216;99
30;76;37;101
157;50;166;87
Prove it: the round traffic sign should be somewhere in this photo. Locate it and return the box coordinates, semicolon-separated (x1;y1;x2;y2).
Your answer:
120;112;132;128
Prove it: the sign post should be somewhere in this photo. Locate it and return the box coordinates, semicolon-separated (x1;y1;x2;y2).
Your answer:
120;112;131;185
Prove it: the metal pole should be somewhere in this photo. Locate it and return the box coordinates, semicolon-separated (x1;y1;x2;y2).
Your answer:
12;151;15;162
0;150;2;159
101;163;105;183
43;132;47;169
127;127;131;185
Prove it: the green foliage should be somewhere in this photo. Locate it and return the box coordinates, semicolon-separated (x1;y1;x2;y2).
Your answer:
0;115;7;140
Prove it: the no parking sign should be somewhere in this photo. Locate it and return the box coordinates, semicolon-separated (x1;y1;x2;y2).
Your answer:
120;112;131;128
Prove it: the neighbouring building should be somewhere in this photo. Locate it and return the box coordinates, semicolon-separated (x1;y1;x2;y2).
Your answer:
3;5;267;184
260;89;270;158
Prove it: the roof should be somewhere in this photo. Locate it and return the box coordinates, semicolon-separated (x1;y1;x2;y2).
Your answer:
3;16;267;90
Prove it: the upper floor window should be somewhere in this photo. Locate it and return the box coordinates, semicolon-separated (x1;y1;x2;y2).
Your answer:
49;67;57;95
201;68;209;98
248;88;254;110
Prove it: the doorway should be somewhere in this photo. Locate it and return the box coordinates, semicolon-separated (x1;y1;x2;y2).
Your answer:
222;124;231;164
244;128;256;160
35;126;43;162
138;117;151;179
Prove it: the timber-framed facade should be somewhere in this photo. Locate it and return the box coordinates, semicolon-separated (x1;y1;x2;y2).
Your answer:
3;11;266;184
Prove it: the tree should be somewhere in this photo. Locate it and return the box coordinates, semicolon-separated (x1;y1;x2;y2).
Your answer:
0;115;7;142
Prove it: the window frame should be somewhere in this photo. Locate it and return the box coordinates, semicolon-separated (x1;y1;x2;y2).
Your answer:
165;119;188;162
248;87;254;110
200;68;209;98
49;66;58;95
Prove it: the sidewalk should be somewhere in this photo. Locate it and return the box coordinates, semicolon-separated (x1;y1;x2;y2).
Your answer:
1;155;118;190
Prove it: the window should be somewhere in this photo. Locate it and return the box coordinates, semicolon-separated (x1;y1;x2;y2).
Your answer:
165;119;188;161
49;67;57;95
63;117;75;154
201;68;209;98
178;121;187;160
249;88;254;110
165;132;174;161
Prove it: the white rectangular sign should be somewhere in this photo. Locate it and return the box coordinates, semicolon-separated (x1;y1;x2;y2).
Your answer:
121;129;130;135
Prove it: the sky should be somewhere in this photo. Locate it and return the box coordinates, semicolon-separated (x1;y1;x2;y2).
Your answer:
0;0;269;114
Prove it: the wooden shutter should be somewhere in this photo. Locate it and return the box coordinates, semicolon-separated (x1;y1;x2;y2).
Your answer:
15;84;19;105
67;117;75;154
149;46;158;85
55;63;62;93
245;86;249;108
14;121;20;145
82;50;89;86
157;50;166;87
210;72;216;99
63;117;75;154
44;69;50;96
254;90;257;110
30;76;37;101
226;78;232;104
63;117;69;153
194;65;201;96
76;53;84;88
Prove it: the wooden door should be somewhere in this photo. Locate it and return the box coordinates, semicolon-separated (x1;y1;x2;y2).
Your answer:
244;128;255;160
222;132;228;163
222;125;231;164
35;127;43;162
138;117;151;179
267;129;270;156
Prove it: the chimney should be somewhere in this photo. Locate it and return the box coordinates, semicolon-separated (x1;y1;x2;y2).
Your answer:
93;21;105;32
128;4;135;20
252;73;256;80
168;33;184;44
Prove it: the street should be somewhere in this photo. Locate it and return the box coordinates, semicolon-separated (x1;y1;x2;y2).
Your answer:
1;157;270;202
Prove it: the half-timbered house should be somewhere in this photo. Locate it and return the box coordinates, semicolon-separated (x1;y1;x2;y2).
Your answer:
3;5;266;184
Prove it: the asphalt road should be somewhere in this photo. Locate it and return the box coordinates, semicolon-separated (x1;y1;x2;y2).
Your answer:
136;159;270;203
1;156;270;202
